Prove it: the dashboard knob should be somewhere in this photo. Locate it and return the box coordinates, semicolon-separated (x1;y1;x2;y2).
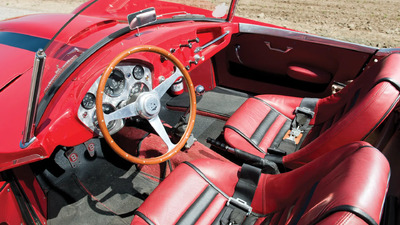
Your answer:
179;43;192;48
188;37;200;43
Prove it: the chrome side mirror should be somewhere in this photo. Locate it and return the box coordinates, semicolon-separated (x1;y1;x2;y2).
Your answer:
128;8;157;30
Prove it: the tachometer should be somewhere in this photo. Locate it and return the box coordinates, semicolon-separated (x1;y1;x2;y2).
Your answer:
132;65;145;80
130;82;150;96
123;82;150;106
105;69;125;97
81;93;96;109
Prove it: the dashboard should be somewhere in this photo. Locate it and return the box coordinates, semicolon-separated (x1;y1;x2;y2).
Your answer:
77;61;153;136
77;25;233;136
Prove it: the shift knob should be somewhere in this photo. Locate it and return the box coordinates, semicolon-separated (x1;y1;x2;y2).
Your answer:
195;85;205;96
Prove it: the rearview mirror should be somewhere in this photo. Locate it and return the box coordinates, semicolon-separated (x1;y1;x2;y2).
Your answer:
128;8;157;30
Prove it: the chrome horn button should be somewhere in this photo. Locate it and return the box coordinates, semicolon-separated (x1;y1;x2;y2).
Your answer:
136;92;161;119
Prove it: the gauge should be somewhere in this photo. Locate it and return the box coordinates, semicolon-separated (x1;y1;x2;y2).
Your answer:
81;93;96;109
132;65;145;80
130;82;150;96
105;69;125;97
93;103;117;130
123;82;150;106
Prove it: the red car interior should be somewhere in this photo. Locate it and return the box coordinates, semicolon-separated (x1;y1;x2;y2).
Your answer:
131;142;389;225
224;53;400;168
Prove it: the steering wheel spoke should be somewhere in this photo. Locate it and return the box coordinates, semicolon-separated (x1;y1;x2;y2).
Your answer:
153;70;183;98
104;102;138;124
148;116;176;151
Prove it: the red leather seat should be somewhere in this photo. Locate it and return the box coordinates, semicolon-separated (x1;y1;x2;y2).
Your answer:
224;53;400;168
131;142;389;225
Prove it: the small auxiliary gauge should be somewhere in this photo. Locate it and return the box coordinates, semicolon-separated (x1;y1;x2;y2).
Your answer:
132;65;145;80
81;93;96;109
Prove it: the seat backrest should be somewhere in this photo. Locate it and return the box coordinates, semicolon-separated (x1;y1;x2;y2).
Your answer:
284;53;400;168
258;142;390;225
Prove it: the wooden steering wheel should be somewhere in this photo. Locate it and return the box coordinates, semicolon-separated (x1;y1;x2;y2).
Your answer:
96;45;196;164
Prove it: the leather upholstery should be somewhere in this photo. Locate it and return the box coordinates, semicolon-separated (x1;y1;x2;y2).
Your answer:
131;142;390;225
224;53;400;168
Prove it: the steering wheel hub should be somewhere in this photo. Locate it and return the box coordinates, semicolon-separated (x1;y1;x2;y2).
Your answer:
137;92;161;119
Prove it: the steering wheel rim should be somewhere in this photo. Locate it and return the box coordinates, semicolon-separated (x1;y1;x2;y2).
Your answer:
95;45;196;165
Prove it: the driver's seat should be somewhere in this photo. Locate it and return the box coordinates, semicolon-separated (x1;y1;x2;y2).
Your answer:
131;141;389;225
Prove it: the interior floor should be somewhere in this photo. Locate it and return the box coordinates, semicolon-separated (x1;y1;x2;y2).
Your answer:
31;86;250;224
162;86;250;145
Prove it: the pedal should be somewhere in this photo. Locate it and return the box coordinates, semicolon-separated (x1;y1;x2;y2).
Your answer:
65;148;80;168
185;133;196;149
172;115;196;149
84;140;97;158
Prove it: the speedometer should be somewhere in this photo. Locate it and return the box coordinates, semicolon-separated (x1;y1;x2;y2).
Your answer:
105;69;125;97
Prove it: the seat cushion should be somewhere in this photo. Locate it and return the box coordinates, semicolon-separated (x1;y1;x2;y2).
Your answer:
131;159;244;225
224;95;306;158
132;141;389;225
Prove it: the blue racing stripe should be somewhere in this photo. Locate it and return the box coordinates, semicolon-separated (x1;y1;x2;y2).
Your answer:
0;32;50;52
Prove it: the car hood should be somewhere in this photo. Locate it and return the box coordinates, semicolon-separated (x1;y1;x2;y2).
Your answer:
0;13;125;168
0;14;63;90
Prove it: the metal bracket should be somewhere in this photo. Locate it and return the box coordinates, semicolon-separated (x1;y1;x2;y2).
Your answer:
226;197;252;215
295;107;315;118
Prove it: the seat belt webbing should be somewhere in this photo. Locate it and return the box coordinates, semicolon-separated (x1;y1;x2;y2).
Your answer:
275;98;318;155
219;164;262;225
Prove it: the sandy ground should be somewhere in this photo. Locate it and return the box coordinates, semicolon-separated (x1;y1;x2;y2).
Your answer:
1;0;399;48
236;0;400;48
0;0;86;20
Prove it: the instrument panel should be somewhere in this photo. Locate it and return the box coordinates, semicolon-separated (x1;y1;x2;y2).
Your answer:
77;62;152;135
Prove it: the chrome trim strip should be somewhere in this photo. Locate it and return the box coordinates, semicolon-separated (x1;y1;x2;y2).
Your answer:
22;49;46;148
239;23;378;53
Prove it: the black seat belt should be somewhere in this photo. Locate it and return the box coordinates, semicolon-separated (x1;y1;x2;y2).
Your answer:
219;164;262;225
274;98;318;155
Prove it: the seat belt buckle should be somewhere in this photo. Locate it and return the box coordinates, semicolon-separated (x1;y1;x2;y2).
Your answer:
226;197;252;215
283;128;303;144
295;107;315;118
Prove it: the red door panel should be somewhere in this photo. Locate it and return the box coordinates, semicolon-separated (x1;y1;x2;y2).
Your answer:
215;23;377;97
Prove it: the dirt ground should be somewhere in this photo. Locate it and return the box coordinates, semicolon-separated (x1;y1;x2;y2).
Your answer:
1;0;399;48
236;0;400;48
